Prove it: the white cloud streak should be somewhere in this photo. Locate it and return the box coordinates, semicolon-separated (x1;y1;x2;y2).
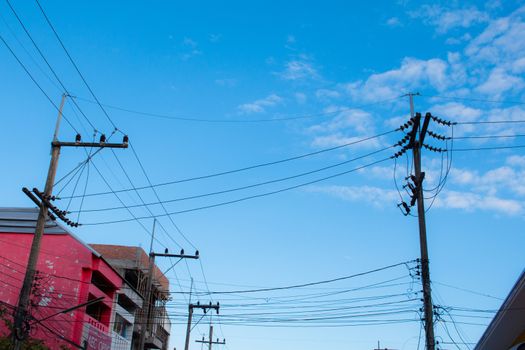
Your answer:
237;94;282;114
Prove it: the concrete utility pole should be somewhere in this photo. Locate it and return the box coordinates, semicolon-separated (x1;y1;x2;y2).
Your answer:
195;325;226;350
408;93;435;350
138;221;200;350
13;94;129;350
184;302;220;350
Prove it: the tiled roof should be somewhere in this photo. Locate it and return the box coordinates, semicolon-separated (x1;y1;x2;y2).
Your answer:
89;244;170;292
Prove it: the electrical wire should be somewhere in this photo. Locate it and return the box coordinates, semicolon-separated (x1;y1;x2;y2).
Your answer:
60;129;398;200
73;94;404;124
35;0;117;130
82;156;393;225
73;145;395;213
420;93;525;106
0;33;79;133
5;0;97;131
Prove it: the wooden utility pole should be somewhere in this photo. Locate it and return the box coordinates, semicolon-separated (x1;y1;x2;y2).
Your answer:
138;222;199;350
195;325;226;350
408;93;435;350
184;302;219;350
13;94;129;350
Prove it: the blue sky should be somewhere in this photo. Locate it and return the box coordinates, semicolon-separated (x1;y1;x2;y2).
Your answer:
1;0;525;349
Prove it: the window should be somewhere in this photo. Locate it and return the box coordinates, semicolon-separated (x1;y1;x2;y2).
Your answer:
113;314;129;338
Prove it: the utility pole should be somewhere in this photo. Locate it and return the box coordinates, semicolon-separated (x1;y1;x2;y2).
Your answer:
184;302;220;350
408;93;435;350
195;325;226;350
13;94;129;349
373;340;398;350
138;221;200;350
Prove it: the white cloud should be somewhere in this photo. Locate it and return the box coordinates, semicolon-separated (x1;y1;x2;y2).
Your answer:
294;92;307;104
209;34;222;43
181;37;201;60
183;37;198;47
507;155;525;167
215;78;237;87
309;108;374;135
316;89;341;100
279;60;318;81
308;185;399;207
465;6;525;65
308;108;381;150
449;158;525;197
410;5;489;34
431;102;483;122
237;94;282;114
344;58;449;102
476;68;524;96
386;17;402;27
433;190;522;215
445;33;472;45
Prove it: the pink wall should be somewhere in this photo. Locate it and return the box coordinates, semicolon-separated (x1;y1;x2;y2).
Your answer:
0;232;122;349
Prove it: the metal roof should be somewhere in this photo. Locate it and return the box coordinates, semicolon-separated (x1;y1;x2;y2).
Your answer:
0;207;100;257
475;269;525;349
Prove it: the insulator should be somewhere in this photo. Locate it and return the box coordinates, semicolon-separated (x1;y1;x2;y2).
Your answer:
164;248;168;254
100;134;106;143
75;133;81;142
123;135;129;144
180;249;185;255
398;201;410;216
195;250;199;257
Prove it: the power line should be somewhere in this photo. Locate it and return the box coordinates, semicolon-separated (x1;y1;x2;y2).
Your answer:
0;33;79;133
452;134;525;140
452;144;525;152
153;261;415;295
128;140;197;249
5;0;97;131
72;145;395;213
433;281;503;301
60;129;398;200
0;10;61;91
82;156;393;225
420;93;525;106
455;120;525;125
73;95;404;124
35;0;117;130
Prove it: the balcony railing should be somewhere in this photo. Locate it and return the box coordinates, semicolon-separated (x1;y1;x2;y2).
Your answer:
111;331;131;350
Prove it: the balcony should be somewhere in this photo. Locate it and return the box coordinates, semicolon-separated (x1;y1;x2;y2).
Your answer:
111;331;131;350
119;284;143;309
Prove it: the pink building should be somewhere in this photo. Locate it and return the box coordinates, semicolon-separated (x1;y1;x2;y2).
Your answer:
0;207;127;350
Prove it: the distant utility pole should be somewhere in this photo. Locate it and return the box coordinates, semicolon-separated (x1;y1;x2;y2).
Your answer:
184;302;220;350
373;340;398;350
13;94;129;350
407;93;435;350
195;325;226;350
139;219;200;350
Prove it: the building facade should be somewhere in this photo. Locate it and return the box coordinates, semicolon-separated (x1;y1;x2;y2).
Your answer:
89;245;171;350
0;208;142;350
